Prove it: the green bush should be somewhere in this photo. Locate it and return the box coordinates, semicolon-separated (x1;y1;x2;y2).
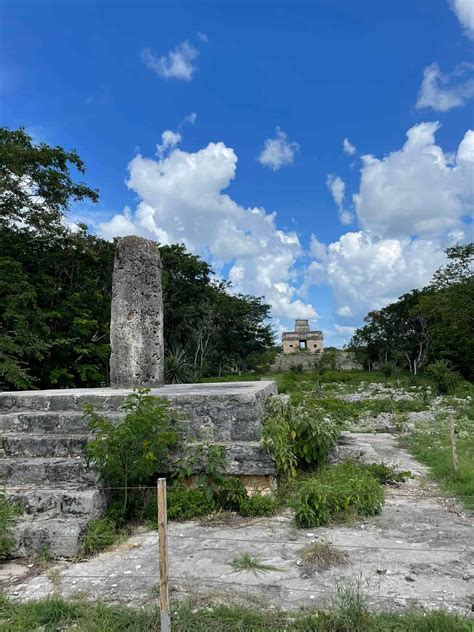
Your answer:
167;487;212;521
84;388;180;512
216;477;248;511
238;494;278;517
425;361;461;394
289;399;340;469
263;395;340;476
0;487;20;559
294;462;384;527
262;396;298;479
81;517;123;556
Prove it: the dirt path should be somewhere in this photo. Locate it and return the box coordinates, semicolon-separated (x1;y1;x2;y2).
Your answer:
3;434;473;614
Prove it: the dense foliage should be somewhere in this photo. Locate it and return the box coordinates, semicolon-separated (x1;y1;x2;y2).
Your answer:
262;394;340;478
348;244;474;380
84;389;180;512
0;128;275;390
294;462;384;527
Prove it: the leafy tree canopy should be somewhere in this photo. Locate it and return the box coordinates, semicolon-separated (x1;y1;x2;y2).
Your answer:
0;127;275;390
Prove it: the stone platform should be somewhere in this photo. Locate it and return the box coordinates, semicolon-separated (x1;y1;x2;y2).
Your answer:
0;381;277;558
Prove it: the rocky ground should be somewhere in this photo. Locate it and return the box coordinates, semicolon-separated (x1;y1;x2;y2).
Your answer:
2;432;473;615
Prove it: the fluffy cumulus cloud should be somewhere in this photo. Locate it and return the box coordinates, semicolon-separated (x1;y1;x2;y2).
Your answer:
315;231;448;320
99;136;316;322
450;0;474;38
416;62;474;111
353;122;474;238
156;130;182;157
258;128;299;171
343;138;357;155
141;40;199;80
303;122;474;339
326;174;354;225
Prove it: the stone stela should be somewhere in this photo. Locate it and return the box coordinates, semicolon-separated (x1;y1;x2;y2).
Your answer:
109;236;165;388
282;319;323;354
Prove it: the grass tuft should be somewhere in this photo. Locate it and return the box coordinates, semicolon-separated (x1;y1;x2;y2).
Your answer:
230;552;281;575
299;540;349;575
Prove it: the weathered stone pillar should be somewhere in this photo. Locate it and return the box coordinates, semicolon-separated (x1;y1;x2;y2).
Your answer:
110;236;164;388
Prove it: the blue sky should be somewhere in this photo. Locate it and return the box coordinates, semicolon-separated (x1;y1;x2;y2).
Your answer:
2;0;473;345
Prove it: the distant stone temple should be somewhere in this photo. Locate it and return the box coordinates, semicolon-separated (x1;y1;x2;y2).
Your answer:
282;319;323;355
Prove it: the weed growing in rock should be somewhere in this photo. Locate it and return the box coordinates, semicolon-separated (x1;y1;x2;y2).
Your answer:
330;579;370;632
294;462;384;527
230;552;281;575
361;463;412;485
299;540;349;575
0;486;20;559
81;516;127;556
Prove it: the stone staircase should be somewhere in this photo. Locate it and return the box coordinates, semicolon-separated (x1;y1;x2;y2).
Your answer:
0;404;108;559
0;382;277;559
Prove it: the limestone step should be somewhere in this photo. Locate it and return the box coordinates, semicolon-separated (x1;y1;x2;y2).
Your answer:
12;515;91;558
0;411;120;434
0;390;127;413
0;457;98;486
0;433;89;458
8;485;106;518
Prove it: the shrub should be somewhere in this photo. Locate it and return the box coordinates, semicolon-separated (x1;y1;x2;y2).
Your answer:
167;487;212;521
289;399;340;469
263;395;340;476
290;363;303;373
216;477;248;511
262;396;298;479
84;388;180;512
238;493;278;517
81;517;123;556
164;345;193;384
425;361;461;394
0;487;20;559
294;462;384;527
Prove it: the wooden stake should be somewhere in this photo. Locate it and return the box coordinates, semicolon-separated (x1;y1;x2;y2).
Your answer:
449;415;458;474
157;478;170;632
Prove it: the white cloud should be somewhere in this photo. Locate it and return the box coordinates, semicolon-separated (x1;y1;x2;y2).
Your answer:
141;41;199;80
334;324;356;336
326;174;355;226
327;174;345;207
321;231;448;320
416;62;474;111
353;122;474;238
99;136;316;322
303;122;473;330
180;112;197;126
343;138;357;155
450;0;474;38
258;128;299;171
197;32;208;42
336;306;352;317
156;130;182;157
309;234;328;260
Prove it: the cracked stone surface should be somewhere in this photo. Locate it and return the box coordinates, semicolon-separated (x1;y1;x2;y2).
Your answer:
3;433;472;615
